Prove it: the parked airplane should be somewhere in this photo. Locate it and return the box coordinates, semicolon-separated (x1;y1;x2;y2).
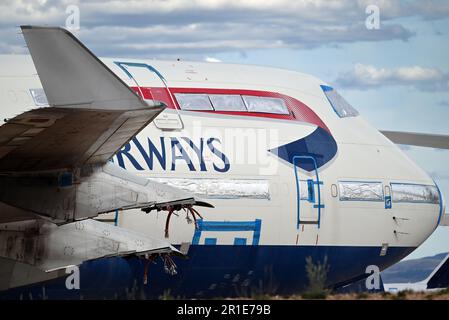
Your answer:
384;253;449;292
1;26;448;299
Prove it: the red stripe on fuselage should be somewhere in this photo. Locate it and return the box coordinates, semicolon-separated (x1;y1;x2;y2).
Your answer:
131;86;330;133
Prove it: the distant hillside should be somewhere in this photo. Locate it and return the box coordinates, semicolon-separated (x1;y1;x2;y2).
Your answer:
382;252;449;283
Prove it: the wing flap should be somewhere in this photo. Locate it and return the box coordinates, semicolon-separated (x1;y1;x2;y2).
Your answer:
0;219;181;274
0;107;163;172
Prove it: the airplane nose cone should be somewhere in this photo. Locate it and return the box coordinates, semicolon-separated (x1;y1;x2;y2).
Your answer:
387;179;442;250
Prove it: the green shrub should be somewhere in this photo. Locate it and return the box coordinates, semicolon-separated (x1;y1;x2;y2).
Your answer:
356;292;368;299
393;289;412;300
301;256;330;300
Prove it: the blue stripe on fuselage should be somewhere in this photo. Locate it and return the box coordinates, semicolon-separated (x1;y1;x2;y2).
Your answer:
269;127;337;171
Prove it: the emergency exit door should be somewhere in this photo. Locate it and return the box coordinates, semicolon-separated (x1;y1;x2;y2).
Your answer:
114;61;183;130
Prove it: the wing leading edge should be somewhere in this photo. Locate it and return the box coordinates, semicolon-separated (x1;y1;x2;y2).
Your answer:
381;130;449;150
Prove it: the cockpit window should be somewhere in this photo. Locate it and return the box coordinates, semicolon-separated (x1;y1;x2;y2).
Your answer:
242;96;289;115
321;85;359;118
391;183;440;204
174;93;213;111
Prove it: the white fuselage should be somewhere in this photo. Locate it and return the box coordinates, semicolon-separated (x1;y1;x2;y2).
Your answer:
0;55;442;296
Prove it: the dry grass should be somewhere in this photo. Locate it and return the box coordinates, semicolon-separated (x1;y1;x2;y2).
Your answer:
247;288;449;300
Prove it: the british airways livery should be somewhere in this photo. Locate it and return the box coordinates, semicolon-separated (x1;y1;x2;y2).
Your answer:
0;27;447;299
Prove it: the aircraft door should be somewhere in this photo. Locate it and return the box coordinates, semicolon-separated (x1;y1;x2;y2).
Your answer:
293;156;324;228
114;61;183;130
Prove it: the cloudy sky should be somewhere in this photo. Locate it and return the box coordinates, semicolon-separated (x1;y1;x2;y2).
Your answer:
1;0;449;260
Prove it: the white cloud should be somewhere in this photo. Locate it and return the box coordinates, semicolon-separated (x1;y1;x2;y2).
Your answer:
336;64;449;91
204;57;222;63
0;0;447;58
0;0;418;58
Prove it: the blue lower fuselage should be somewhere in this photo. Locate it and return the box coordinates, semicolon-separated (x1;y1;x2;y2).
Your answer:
1;245;414;299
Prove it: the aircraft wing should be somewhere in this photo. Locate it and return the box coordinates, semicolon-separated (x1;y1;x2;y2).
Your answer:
0;26;164;173
0;26;212;290
0;218;180;273
380;131;449;150
0;26;212;224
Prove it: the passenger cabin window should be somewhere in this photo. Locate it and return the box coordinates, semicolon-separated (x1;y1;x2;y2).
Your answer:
242;96;289;114
174;93;290;114
29;88;48;106
209;94;247;112
321;85;359;118
174;93;213;111
338;181;383;201
391;183;439;204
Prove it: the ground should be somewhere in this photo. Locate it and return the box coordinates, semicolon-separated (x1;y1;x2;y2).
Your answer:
238;288;449;300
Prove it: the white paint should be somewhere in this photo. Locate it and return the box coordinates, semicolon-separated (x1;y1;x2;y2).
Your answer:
65;266;80;290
